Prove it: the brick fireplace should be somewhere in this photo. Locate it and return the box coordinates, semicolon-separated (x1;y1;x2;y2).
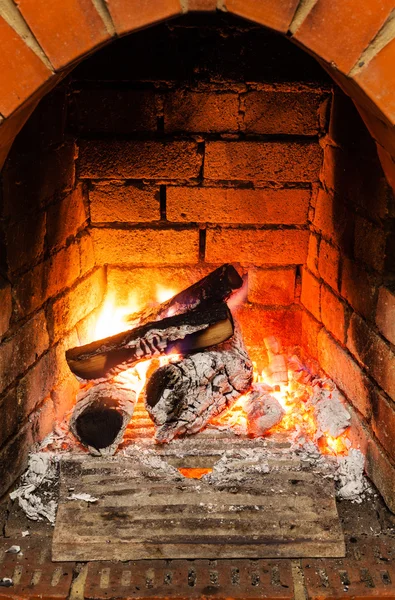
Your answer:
0;1;395;524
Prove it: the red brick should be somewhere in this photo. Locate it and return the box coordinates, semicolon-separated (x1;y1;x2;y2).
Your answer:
2;142;76;221
300;267;321;321
5;210;46;274
92;227;199;266
318;328;372;418
376;286;395;346
107;265;213;309
188;0;217;9
0;424;33;497
0;311;49;395
90;182;160;223
16;349;57;424
347;312;395;402
15;0;110;70
293;0;394;75
306;233;320;278
301;309;322;360
69;88;158;133
243;90;328;135
353;37;395;125
106;0;181;35
235;305;302;363
366;437;395;514
313;188;354;254
321;285;348;343
371;389;395;462
0;16;52;118
47;184;87;249
225;0;300;33
354;215;387;272
164;90;239;133
204;141;322;182
79;140;201;179
79;230;96;275
377;145;395;197
47;268;105;343
247;268;296;305
0;278;12;338
318;239;340;291
341;257;378;319
206;228;309;265
52;331;81;416
14;242;81;316
167;187;310;224
0;387;18;447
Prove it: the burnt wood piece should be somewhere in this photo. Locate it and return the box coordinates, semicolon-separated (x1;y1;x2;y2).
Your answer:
145;324;253;443
66;303;234;380
70;379;136;455
126;263;243;326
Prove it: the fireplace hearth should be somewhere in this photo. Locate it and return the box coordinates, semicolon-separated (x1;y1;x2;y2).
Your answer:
1;5;395;597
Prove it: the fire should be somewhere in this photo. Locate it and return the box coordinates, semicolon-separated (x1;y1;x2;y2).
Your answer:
93;292;142;341
91;287;350;458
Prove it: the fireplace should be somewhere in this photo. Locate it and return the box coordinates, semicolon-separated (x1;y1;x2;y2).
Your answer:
1;0;395;554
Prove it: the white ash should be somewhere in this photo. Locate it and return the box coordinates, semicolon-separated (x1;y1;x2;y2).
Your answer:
310;388;351;439
67;493;98;503
243;387;284;437
5;545;21;554
9;453;59;524
203;449;270;485
336;449;367;502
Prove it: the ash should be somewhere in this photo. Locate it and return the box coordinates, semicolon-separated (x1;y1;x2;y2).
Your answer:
14;350;373;523
9;453;59;524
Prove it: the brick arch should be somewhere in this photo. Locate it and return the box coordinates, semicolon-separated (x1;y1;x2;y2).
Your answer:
1;0;395;187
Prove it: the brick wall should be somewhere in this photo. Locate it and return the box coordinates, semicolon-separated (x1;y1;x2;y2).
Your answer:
300;90;395;510
1;13;395;511
0;86;106;495
69;15;330;362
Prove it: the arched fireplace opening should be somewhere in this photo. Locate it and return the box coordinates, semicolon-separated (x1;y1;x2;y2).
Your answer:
0;8;395;522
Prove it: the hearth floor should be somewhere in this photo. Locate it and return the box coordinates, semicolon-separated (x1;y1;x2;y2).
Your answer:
1;469;395;599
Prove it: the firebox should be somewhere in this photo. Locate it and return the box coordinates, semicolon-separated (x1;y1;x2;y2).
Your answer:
1;5;395;588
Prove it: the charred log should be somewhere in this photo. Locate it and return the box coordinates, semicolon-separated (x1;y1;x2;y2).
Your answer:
145;325;253;443
66;303;234;380
70;379;136;455
126;263;243;326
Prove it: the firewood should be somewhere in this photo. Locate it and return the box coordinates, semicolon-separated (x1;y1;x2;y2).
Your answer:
145;324;253;443
70;378;136;455
126;263;243;326
66;302;234;380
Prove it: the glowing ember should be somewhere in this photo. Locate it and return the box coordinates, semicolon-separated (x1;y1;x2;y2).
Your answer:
178;467;213;479
89;288;351;458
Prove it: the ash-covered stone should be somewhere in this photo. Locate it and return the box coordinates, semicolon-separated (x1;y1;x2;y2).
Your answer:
311;388;351;438
243;386;285;437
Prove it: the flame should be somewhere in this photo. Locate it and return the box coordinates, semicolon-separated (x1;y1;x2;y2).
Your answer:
93;292;141;341
89;288;351;458
156;285;177;304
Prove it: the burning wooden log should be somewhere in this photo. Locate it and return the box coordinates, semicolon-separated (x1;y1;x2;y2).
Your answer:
243;385;285;437
126;263;243;326
145;325;253;443
70;379;136;455
66;302;234;380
